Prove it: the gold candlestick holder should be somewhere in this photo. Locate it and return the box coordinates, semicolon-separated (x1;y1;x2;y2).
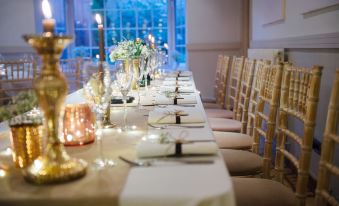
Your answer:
22;33;87;184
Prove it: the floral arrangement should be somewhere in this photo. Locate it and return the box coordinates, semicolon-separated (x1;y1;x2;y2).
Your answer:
0;90;39;122
109;38;153;62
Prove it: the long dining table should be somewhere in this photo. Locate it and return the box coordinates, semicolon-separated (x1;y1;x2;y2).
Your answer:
0;71;235;206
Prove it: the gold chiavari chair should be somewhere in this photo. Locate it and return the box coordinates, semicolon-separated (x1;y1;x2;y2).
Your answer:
209;57;256;133
60;58;82;93
0;59;37;105
274;65;323;205
203;54;227;109
215;60;271;150
220;63;283;176
315;69;339;206
205;56;234;118
232;65;323;206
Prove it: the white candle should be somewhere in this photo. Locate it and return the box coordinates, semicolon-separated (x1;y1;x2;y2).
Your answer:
42;0;55;33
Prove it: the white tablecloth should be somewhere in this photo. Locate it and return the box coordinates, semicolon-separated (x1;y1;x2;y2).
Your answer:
0;74;236;206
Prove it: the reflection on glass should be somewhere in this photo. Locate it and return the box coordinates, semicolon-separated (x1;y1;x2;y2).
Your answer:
106;11;120;28
137;10;151;27
107;30;121;46
75;30;90;46
91;30;99;47
91;0;104;9
122;29;136;40
122;10;136;28
153;9;167;27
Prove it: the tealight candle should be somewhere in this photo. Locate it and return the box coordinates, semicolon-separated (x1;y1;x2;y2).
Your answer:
42;0;55;33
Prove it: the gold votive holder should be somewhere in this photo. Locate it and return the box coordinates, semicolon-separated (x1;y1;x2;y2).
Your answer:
63;103;95;146
9;115;43;168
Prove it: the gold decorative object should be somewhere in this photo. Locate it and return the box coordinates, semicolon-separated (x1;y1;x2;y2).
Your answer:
63;103;95;146
22;33;87;184
10;122;43;168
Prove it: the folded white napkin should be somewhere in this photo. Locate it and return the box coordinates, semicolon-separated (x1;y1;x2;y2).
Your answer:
137;141;218;158
178;71;192;77
160;86;195;93
167;71;192;77
148;107;205;124
162;81;192;86
165;77;190;81
155;94;197;105
140;95;155;106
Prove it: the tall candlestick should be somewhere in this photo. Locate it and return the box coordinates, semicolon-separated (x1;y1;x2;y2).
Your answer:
42;0;55;33
95;14;105;62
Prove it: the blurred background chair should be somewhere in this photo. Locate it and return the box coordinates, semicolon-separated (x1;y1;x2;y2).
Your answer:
0;57;37;105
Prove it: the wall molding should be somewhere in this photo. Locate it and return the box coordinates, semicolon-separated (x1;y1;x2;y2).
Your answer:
250;32;339;49
187;42;242;52
0;46;35;54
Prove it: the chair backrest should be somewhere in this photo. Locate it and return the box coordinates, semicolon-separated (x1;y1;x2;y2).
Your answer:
234;58;256;132
274;64;323;206
315;69;339;206
214;54;224;98
60;58;82;93
252;63;284;178
225;56;245;113
246;60;271;136
0;59;37;104
216;56;231;107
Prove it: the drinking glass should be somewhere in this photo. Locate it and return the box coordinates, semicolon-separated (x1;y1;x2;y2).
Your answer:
134;57;146;110
115;61;134;131
82;61;115;169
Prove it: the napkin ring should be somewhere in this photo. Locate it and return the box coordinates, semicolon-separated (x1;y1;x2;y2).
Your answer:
173;97;184;105
175;142;182;156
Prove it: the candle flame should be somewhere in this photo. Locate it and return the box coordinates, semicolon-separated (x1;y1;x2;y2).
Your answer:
148;34;152;41
164;43;168;49
151;36;155;43
95;14;102;25
42;0;52;19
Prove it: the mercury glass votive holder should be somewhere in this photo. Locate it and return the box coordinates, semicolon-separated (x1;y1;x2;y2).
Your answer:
9;117;43;168
63;103;95;146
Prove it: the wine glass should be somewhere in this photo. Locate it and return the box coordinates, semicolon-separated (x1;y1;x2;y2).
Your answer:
115;61;134;131
82;61;115;169
134;57;147;110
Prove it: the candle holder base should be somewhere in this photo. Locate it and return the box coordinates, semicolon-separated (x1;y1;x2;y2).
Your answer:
22;155;87;184
103;122;117;129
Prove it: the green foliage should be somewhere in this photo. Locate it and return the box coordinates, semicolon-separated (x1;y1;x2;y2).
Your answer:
0;90;39;122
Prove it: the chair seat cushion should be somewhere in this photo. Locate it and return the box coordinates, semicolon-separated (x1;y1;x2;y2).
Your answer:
203;102;223;109
208;118;241;132
214;132;252;150
232;177;296;206
206;108;234;119
221;149;262;176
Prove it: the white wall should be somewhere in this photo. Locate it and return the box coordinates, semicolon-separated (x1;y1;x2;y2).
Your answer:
251;0;339;40
187;0;245;99
0;0;36;49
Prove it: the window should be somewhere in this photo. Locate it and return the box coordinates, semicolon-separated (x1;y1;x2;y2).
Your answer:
39;0;186;64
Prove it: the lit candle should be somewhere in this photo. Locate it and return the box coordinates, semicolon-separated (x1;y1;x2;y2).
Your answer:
151;36;155;49
147;34;152;46
42;0;55;33
164;43;168;50
95;14;105;62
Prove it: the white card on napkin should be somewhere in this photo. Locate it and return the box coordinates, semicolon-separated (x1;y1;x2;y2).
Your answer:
148;107;205;124
137;141;218;158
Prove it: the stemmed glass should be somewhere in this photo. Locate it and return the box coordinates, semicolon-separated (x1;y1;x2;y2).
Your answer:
115;61;134;131
82;61;115;169
134;57;147;110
